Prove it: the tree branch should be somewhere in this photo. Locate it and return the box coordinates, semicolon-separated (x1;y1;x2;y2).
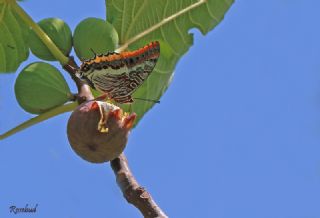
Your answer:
63;56;94;102
63;58;167;217
111;153;168;218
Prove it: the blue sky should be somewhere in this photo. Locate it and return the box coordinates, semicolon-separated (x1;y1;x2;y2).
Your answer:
1;0;320;217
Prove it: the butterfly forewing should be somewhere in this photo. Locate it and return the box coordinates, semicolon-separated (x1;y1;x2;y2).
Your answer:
79;41;160;104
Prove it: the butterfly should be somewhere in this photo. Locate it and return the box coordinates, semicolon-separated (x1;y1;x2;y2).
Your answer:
76;41;160;104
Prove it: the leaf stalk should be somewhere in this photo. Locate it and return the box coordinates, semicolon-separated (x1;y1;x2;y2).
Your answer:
0;102;77;140
10;1;69;65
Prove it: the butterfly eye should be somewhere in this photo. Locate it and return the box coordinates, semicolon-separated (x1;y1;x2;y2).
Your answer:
75;70;83;78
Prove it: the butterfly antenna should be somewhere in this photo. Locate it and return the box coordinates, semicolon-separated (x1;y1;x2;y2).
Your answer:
90;48;97;57
133;97;160;104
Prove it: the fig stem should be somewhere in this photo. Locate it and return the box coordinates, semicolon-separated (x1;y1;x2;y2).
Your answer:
11;2;69;65
64;58;168;216
111;153;168;218
0;102;77;140
63;54;168;216
63;56;94;103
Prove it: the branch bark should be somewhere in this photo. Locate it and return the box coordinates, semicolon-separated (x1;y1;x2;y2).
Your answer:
111;154;168;218
63;58;167;218
63;56;93;103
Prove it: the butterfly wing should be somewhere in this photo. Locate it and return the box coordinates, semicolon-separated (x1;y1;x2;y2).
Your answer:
80;41;160;104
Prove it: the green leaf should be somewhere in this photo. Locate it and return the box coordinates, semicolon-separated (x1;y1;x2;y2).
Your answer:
15;62;72;114
73;17;119;60
0;1;29;73
106;0;234;124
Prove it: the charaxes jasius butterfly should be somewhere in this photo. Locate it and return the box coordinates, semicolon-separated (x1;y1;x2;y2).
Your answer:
76;41;160;104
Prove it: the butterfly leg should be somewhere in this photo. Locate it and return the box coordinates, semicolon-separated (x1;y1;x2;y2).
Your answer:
97;102;109;133
124;97;134;114
93;93;108;102
126;97;134;114
128;104;133;114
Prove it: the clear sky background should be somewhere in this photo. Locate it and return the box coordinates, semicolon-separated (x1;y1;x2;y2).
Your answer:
1;0;320;217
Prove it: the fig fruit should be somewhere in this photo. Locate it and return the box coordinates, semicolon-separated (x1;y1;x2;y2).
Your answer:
28;18;72;61
15;62;71;114
73;17;118;60
67;101;136;163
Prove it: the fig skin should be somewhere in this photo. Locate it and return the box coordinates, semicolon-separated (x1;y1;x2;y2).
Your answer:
73;17;119;60
67;101;136;163
15;62;71;114
28;18;72;61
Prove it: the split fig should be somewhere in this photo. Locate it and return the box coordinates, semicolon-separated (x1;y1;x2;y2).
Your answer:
67;101;136;163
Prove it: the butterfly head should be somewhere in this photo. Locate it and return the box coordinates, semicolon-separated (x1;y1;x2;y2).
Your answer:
75;69;83;79
75;69;95;89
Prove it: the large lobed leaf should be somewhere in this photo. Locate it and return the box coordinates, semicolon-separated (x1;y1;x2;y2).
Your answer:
0;0;29;73
106;0;234;124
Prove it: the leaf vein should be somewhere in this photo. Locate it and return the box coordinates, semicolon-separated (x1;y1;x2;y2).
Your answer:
120;0;126;42
159;26;180;56
205;3;219;22
124;0;148;41
112;0;123;12
174;20;188;46
187;8;204;31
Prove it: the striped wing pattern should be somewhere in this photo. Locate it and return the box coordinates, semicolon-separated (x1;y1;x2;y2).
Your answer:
79;41;160;104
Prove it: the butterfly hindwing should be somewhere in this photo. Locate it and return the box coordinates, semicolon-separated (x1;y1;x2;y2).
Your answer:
79;41;160;104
